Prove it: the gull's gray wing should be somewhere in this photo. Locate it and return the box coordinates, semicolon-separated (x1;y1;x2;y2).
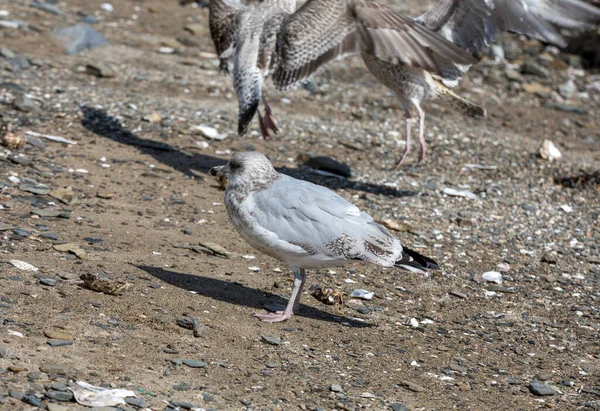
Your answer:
242;175;403;266
416;0;600;55
272;0;477;90
209;0;245;74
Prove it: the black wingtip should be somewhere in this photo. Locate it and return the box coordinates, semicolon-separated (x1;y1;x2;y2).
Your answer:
396;247;440;271
238;100;259;136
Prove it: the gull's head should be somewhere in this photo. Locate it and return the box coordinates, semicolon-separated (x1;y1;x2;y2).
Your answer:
210;152;277;186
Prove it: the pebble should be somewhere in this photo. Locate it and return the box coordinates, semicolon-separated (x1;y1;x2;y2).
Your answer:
9;391;24;400
330;384;343;392
529;381;557;396
535;372;553;381
47;404;70;411
124;397;146;408
539;140;562;161
39;277;58;286
176;317;198;330
39;363;69;374
260;335;281;346
51;382;69;391
449;291;468;299
390;404;408;411
398;380;425;392
181;359;207;368
30;1;66;16
45;390;74;401
23;394;41;407
48;339;73;347
170;401;194;410
350;289;374;300
173;382;190;391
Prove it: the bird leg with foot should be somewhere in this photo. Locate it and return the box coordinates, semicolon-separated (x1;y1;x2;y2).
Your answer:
258;95;279;140
254;267;306;322
395;110;414;169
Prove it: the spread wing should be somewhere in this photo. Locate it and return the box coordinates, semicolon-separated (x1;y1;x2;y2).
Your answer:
416;0;600;55
272;0;477;90
209;0;245;74
243;175;403;265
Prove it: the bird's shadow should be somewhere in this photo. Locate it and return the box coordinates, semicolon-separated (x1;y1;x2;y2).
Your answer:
81;106;418;198
137;265;374;327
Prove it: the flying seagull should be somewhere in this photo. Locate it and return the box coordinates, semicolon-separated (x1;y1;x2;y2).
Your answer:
209;0;477;139
210;152;439;322
212;0;600;166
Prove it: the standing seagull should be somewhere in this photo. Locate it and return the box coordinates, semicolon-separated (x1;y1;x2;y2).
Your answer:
210;152;439;322
209;0;477;139
273;0;600;166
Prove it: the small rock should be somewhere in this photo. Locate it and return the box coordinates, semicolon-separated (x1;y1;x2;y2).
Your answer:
390;404;408;411
23;394;41;407
521;61;550;78
125;397;146;408
535;373;553;382
529;380;557;396
39;363;69;374
9;260;38;272
47;404;70;411
350;289;374;300
540;274;557;283
541;252;559;264
398;380;426;392
176;317;198;330
330;384;343;392
194;125;227;140
173;382;190;391
522;82;552;96
45;390;74;401
539;140;562;161
181;359;207;368
53;243;86;259
86;62;116;78
143;112;162;123
13;94;41;112
170;401;194;410
50;382;69;391
558;80;577;99
260;335;281;346
449;290;467;299
48;340;73;347
481;271;503;284
49;186;77;205
9;391;24;400
30;1;66;16
39;277;58;287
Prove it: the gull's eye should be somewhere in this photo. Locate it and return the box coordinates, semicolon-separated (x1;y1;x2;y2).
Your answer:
229;160;241;171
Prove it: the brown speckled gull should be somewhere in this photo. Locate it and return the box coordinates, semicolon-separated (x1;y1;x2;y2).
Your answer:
210;152;439;322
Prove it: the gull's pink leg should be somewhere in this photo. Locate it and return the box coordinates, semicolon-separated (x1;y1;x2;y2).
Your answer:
254;267;306;323
291;268;306;314
262;96;279;136
257;111;271;140
395;110;413;169
415;104;427;165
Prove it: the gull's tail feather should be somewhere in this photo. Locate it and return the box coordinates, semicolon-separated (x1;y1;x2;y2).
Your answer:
395;247;440;273
435;81;486;118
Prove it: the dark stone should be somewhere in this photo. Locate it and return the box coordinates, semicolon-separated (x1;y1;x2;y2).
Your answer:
173;382;190;391
39;277;58;287
22;394;41;407
170;401;194;409
529;380;557;396
50;382;69;391
47;340;73;347
45;390;74;401
125;397;147;408
176;317;198;330
9;391;24;400
390;404;408;411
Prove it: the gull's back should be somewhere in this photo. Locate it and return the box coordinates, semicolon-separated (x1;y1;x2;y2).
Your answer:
237;174;404;269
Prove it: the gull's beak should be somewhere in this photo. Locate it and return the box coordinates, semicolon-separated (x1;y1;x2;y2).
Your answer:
209;165;225;176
